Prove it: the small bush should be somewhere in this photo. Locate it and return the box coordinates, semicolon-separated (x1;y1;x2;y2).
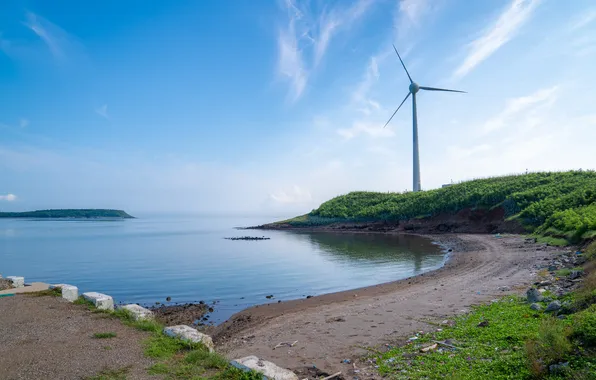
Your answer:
573;270;596;311
572;304;596;347
93;332;117;339
525;317;572;377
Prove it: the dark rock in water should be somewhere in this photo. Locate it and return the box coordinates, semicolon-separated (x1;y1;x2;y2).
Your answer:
225;236;270;241
569;270;582;280
166;296;171;302
278;300;281;303
526;288;543;303
306;295;313;299
545;300;562;312
530;303;542;311
199;300;205;305
208;307;214;312
151;303;209;325
266;295;274;299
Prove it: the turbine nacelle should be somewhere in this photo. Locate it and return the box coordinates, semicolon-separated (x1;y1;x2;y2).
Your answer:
409;82;420;94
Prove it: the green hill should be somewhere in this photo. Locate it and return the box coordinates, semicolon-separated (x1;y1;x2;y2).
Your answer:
277;171;596;243
0;209;134;219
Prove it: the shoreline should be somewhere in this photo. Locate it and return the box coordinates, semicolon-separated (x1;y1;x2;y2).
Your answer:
212;233;561;376
211;233;470;336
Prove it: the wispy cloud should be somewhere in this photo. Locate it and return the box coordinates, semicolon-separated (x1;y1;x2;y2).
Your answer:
19;118;29;128
0;194;17;202
398;0;430;27
95;104;109;120
482;86;558;134
453;0;541;79
277;0;373;102
314;0;372;66
570;8;596;31
23;11;82;62
278;17;308;102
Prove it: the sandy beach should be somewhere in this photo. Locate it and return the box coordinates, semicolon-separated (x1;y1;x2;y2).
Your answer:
214;233;560;377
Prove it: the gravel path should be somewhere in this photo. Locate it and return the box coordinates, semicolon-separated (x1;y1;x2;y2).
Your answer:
0;295;156;380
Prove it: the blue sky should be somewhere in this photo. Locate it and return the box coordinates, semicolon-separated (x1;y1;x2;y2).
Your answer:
1;0;595;215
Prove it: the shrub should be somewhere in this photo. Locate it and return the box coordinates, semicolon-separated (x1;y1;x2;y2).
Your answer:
525;318;572;377
572;304;596;347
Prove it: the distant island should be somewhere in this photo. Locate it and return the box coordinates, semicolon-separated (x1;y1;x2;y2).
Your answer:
0;209;135;219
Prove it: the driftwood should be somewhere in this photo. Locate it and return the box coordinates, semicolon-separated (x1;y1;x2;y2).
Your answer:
273;340;298;350
431;340;461;350
321;372;342;380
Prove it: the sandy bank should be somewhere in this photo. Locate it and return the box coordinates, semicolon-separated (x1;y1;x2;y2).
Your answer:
214;233;560;377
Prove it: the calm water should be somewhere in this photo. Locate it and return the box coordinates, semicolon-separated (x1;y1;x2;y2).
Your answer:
0;215;446;322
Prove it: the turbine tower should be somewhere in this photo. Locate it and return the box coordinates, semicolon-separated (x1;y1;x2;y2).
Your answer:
384;45;466;192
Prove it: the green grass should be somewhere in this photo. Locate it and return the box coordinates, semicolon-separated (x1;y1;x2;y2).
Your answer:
282;171;596;243
25;287;62;297
536;236;569;247
93;332;117;339
377;296;596;379
74;302;262;379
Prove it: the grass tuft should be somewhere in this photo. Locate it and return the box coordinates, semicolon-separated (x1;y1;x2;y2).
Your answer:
93;332;117;339
25;287;62;297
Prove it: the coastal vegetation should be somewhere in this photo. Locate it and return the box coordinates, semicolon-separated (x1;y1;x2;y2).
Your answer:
0;209;134;219
282;170;596;243
377;240;596;379
68;297;261;379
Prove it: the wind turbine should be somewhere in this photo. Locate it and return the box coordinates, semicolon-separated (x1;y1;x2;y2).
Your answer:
384;45;466;192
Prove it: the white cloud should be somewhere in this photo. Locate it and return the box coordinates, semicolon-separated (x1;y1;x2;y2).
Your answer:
453;0;541;79
269;185;312;204
337;121;395;139
95;104;109;119
482;86;558;134
0;194;17;202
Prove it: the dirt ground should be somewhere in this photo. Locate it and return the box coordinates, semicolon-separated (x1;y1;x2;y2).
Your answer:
0;295;156;380
215;234;561;378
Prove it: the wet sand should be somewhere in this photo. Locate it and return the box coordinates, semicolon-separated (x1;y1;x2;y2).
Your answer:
214;234;559;377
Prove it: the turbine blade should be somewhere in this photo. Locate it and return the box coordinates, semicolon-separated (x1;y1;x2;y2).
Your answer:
419;86;466;93
393;44;413;84
383;92;411;128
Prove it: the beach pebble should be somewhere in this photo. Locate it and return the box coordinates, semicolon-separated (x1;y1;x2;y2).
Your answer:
526;288;543;303
545;301;562;312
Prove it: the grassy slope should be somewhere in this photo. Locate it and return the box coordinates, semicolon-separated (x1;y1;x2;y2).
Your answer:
282;171;596;243
0;209;134;219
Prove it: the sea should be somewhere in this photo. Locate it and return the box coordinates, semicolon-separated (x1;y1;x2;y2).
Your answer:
0;215;446;323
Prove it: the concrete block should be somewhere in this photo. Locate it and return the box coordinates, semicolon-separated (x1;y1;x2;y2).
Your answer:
82;292;114;311
50;284;79;302
233;356;298;380
163;325;215;352
6;276;25;288
121;304;154;321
